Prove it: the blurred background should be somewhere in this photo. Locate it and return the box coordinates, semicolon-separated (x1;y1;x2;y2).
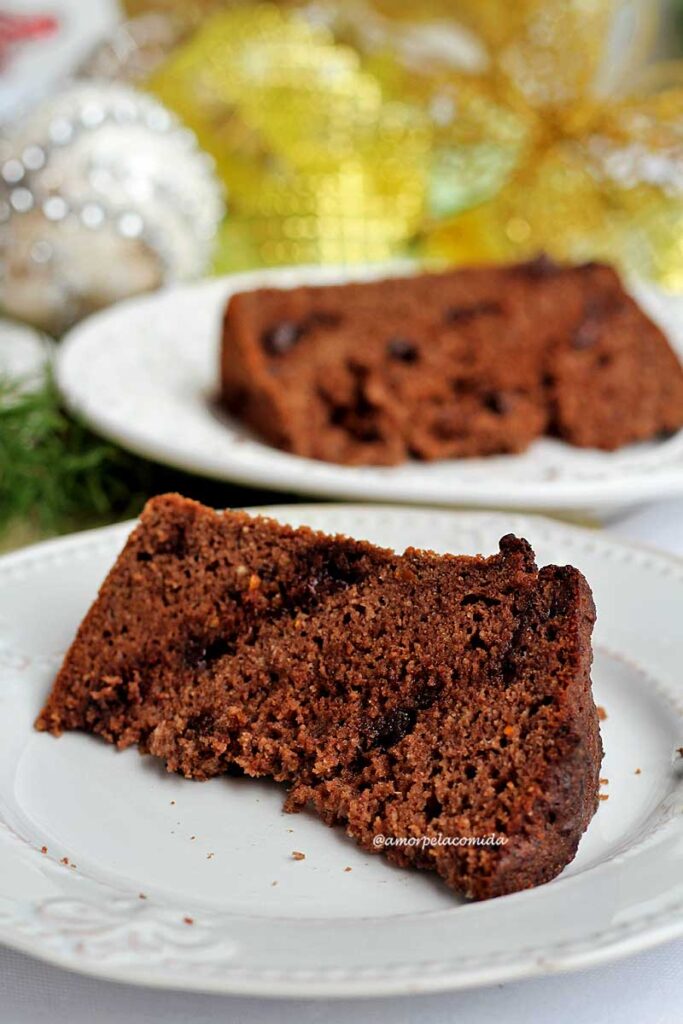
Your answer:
1;0;682;546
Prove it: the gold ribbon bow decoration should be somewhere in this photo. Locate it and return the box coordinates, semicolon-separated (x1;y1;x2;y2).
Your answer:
145;0;683;287
379;0;683;288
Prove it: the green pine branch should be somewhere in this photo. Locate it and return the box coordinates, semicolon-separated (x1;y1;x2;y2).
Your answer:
0;372;152;540
0;370;291;549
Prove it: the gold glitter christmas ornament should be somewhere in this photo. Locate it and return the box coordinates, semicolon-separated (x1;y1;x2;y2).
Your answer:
148;4;429;270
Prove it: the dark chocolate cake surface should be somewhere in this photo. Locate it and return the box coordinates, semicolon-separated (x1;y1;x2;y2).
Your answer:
220;258;683;464
37;494;602;900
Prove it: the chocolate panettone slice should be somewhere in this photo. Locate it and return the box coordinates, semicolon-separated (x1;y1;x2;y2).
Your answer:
220;259;683;464
37;494;602;900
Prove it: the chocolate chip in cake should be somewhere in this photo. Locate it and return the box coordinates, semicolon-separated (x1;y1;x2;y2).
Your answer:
152;524;187;558
364;706;417;752
461;592;501;607
572;293;626;350
572;320;600;350
262;321;304;355
183;635;236;670
516;253;562;278
484;391;515;415
444;301;502;324
424;794;443;819
310;310;342;328
387;337;419;363
468;629;490;652
185;710;216;735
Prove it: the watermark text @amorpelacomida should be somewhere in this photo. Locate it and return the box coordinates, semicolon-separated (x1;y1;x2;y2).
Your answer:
373;832;508;850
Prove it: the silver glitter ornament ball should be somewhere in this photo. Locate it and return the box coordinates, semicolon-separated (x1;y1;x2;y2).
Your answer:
0;82;224;334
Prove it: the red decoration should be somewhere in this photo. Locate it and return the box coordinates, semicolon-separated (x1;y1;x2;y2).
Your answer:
0;11;58;67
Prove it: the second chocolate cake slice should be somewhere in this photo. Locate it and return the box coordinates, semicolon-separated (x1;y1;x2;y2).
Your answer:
37;495;602;900
220;259;683;464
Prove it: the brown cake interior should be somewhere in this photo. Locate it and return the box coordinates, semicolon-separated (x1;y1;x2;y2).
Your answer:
221;258;683;464
37;494;602;900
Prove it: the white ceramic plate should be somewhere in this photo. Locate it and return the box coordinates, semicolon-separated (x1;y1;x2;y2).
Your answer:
56;264;683;515
0;504;681;997
0;319;52;392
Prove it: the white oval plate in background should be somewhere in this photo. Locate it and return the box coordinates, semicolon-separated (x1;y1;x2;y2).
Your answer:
0;504;681;997
56;264;683;515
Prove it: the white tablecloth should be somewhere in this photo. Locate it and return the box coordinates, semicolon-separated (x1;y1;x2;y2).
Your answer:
0;938;680;1024
2;498;683;1022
